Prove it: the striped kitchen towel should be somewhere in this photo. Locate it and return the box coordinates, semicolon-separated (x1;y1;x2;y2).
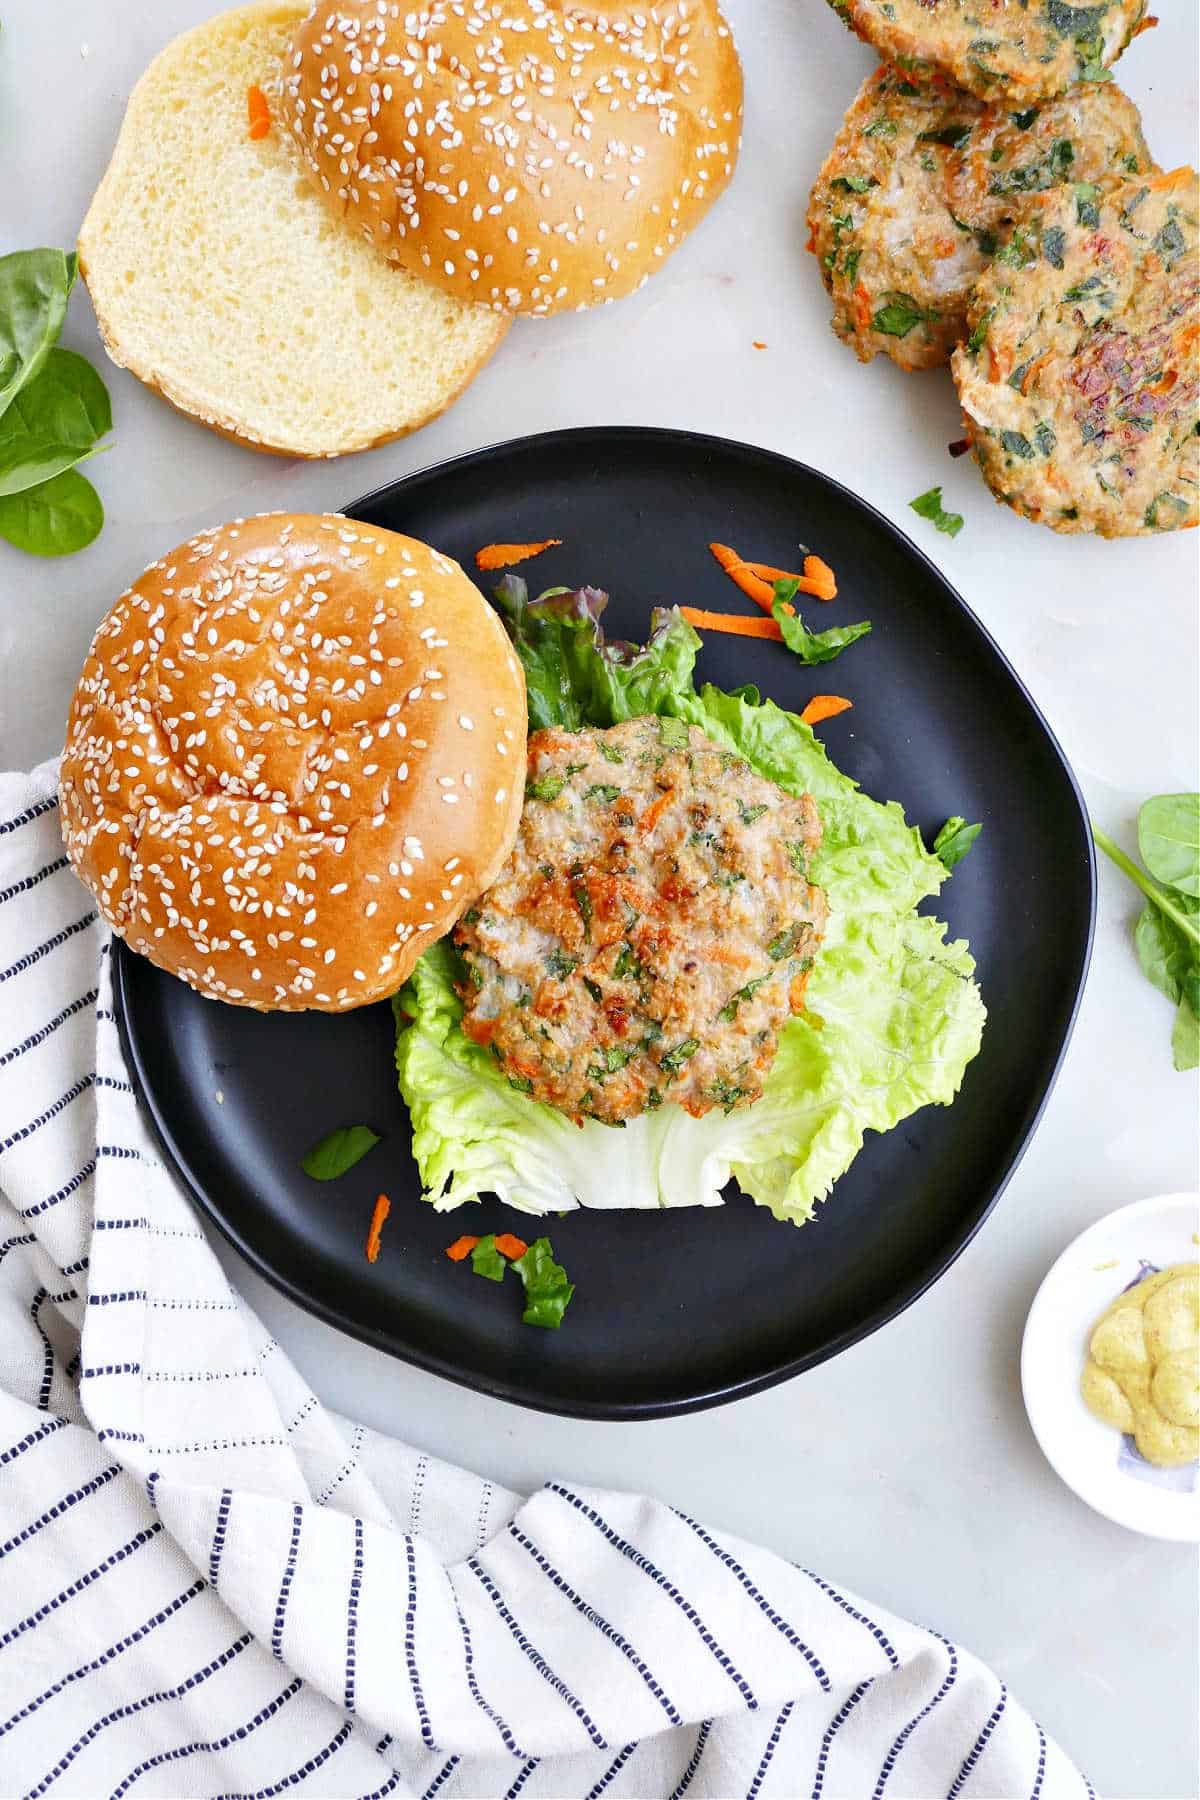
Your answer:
0;758;1090;1800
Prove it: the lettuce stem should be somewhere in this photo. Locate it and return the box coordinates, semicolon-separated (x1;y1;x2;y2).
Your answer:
1092;823;1200;949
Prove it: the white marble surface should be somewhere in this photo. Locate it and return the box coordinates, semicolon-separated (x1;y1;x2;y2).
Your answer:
2;2;1197;1793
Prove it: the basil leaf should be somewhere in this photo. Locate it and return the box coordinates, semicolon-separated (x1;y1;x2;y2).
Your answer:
1093;815;1200;1073
909;486;964;538
470;1233;508;1282
0;247;77;417
513;1237;575;1328
0;466;103;557
966;307;994;353
301;1124;381;1181
931;816;982;870
1138;794;1200;897
771;586;872;666
0;348;112;496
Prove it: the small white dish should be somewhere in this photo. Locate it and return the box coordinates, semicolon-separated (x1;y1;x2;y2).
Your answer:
1021;1193;1200;1542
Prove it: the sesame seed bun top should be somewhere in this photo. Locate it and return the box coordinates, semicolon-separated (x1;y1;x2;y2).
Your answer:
280;0;744;317
59;513;528;1011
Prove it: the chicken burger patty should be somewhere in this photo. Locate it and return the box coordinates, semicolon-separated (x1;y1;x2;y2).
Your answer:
952;168;1199;536
455;717;828;1126
808;64;1156;371
825;0;1145;104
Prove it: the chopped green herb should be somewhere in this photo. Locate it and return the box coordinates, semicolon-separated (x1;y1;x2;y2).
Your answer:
301;1124;381;1181
1000;430;1035;459
767;924;806;962
1153;218;1186;266
842;248;861;287
932;817;983;871
598;740;625;764
507;1074;535;1096
713;870;746;888
872;294;934;338
861;117;898;138
909;486;964;538
513;1237;575;1328
470;1234;508;1282
831;174;877;194
738;801;769;826
996;228;1036;269
1074;181;1100;227
587;1044;636;1080
583;977;603;1003
613;943;642;981
585;784;621;804
1042;226;1067;269
1034;421;1057;456
645;1087;662;1110
967;307;995;352
546;948;578;978
1010;107;1040;129
918;123;973;149
784;840;810;875
573;879;593;938
717;976;770;1024
660;1038;700;1075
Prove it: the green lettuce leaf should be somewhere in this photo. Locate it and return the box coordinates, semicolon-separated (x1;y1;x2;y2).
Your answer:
394;592;986;1225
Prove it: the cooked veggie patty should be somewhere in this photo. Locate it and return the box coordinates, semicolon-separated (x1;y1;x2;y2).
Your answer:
952;167;1199;536
808;64;1156;371
456;717;828;1126
824;0;1146;103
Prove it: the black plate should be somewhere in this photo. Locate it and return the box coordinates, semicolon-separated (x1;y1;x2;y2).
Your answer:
114;427;1095;1419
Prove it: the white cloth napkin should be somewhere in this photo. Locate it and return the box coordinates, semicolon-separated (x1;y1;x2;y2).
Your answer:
0;759;1091;1800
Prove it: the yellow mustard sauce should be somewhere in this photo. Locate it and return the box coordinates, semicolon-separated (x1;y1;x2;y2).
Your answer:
1080;1264;1200;1468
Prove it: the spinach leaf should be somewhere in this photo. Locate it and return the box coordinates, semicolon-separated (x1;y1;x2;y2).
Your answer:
1094;813;1200;1073
1074;181;1101;228
0;348;112;497
932;816;982;870
301;1124;382;1180
0;248;77;417
772;585;872;665
0;466;103;557
513;1237;575;1329
1138;793;1200;897
909;486;964;538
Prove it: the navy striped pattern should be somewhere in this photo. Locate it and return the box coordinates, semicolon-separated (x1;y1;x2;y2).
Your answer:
0;766;1092;1800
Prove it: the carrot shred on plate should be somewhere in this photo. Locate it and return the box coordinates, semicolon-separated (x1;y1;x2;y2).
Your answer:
475;539;562;571
678;606;783;641
493;1233;529;1261
365;1193;391;1264
445;1234;480;1262
799;695;853;727
247;85;272;140
707;543;776;609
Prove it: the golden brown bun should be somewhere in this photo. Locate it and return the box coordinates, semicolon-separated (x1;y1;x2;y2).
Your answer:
280;0;744;316
60;514;527;1010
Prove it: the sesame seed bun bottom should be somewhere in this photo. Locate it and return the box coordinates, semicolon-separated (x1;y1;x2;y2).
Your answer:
60;514;527;1010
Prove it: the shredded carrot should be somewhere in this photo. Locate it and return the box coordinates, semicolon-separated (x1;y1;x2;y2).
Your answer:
493;1233;529;1261
853;282;872;336
679;606;783;641
1132;13;1158;35
365;1194;391;1265
799;695;853;727
707;542;777;610
743;555;838;603
475;539;561;572
707;945;753;969
247;85;272;140
445;1234;480;1262
710;542;838;610
789;970;812;1011
639;787;678;833
752;340;768;350
1144;166;1192;194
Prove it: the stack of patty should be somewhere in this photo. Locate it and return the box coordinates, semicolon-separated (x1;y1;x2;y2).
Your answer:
810;2;1198;538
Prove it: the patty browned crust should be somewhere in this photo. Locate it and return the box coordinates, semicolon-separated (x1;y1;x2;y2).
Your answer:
952;168;1199;535
808;64;1156;371
455;717;828;1126
824;0;1146;104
